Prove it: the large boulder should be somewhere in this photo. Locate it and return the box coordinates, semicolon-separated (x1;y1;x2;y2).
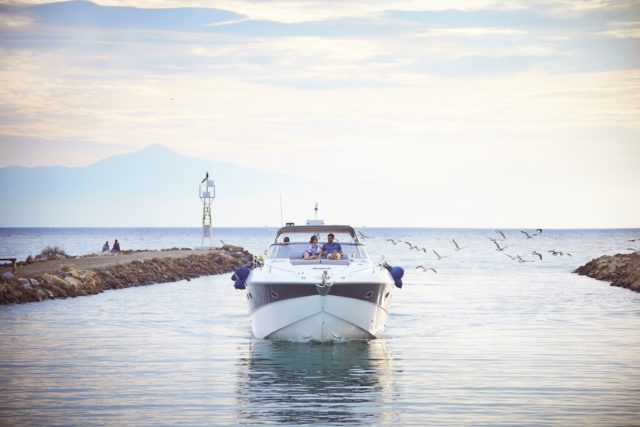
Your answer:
575;253;640;293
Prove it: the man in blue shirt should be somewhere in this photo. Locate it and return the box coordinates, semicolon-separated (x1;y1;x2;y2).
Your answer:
322;233;342;260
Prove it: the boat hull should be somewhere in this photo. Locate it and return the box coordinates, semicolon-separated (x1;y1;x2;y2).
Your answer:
247;283;393;342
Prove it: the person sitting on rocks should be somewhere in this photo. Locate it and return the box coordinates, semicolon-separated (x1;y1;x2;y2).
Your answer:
111;239;121;253
102;241;110;252
322;233;342;260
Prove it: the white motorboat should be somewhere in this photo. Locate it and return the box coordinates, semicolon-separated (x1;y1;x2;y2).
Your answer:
232;223;404;342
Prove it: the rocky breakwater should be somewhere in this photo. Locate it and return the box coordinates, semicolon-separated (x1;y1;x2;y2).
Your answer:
0;245;253;305
574;252;640;293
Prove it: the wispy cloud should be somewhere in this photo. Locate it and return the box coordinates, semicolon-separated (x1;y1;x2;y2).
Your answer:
417;27;528;37
596;21;640;39
5;0;526;23
0;12;31;27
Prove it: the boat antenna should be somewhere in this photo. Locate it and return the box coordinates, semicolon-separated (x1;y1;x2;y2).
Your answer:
314;202;318;219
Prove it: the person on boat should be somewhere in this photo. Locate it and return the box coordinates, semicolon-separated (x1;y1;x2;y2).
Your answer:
322;233;342;260
102;241;110;252
111;239;121;253
283;237;290;243
303;235;321;259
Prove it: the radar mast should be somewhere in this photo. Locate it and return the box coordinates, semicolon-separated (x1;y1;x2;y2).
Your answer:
306;202;324;225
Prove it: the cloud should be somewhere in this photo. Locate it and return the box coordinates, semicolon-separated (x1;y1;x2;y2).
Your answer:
1;0;525;23
0;1;638;226
539;0;639;14
416;27;528;37
596;21;640;39
0;12;31;27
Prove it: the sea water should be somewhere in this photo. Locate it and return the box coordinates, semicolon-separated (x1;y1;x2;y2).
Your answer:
0;228;639;425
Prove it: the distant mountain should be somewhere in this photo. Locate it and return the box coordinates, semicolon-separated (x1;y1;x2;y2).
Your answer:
0;144;308;227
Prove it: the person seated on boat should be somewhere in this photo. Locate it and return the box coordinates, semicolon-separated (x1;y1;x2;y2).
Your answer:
322;233;342;260
303;235;321;259
102;241;110;253
283;237;290;243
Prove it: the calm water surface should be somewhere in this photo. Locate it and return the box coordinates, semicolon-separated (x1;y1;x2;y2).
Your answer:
1;228;639;425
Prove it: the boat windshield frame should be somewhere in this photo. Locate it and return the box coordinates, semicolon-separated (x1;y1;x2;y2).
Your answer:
274;225;360;244
268;225;368;260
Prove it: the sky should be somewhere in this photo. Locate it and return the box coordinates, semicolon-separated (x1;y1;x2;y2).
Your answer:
0;0;639;228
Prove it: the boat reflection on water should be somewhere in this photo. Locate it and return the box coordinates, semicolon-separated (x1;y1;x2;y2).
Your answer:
236;339;396;425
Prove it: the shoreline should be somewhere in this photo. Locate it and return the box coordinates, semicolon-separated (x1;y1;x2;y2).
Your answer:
574;252;640;293
0;245;253;305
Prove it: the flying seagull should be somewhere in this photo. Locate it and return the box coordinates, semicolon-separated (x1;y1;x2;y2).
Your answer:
504;253;517;261
404;241;418;250
495;229;506;240
532;251;543;260
520;230;534;239
452;239;465;251
536;228;543;234
432;249;446;260
493;240;508;251
357;230;373;239
386;239;399;245
627;247;640;254
548;250;572;257
416;265;438;273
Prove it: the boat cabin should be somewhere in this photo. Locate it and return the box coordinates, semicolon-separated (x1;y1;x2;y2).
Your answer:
266;225;369;263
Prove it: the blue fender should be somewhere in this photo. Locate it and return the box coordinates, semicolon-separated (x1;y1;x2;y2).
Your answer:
389;266;404;288
232;266;251;290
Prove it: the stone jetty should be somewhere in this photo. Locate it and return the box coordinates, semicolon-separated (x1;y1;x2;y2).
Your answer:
0;245;253;305
574;252;640;293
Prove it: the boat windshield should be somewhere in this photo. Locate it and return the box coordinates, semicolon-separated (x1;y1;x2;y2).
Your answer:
267;230;368;260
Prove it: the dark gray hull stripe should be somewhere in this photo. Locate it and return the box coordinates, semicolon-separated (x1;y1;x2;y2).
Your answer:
245;282;392;313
